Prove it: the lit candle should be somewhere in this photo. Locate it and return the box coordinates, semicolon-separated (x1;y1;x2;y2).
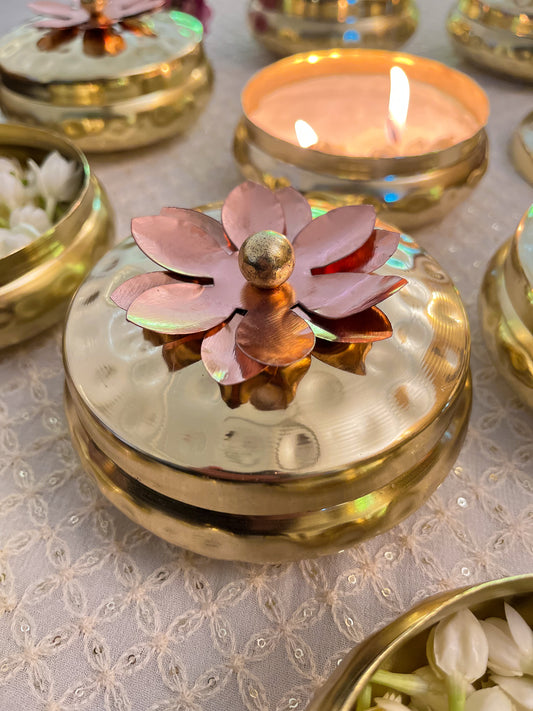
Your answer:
234;49;489;228
250;66;479;159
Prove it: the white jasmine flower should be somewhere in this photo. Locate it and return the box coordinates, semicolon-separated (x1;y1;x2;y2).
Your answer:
464;687;514;711
0;171;28;211
431;608;489;683
482;603;533;676
0;157;23;178
27;150;80;218
410;666;474;711
10;205;52;235
428;608;488;711
492;674;533;710
0;228;33;257
370;692;412;710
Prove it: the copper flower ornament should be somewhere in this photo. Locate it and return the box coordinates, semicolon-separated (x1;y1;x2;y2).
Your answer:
29;0;164;55
111;182;407;388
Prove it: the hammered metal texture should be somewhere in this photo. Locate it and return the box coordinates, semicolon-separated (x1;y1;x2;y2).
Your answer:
0;12;213;151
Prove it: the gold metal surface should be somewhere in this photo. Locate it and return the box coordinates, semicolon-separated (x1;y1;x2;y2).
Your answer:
233;50;489;230
447;0;533;81
480;205;533;408
307;575;533;711
63;201;471;562
0;12;213;152
0;123;113;349
511;112;533;186
248;0;418;56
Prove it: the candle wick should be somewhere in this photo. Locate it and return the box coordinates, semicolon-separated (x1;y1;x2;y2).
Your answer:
386;116;401;146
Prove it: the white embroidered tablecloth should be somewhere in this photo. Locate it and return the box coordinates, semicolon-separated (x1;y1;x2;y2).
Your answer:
1;2;533;709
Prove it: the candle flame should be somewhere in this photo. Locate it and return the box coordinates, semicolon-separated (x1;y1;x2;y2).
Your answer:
387;66;410;144
295;119;318;148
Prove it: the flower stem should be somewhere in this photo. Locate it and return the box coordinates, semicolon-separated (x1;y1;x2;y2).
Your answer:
370;669;429;696
446;674;466;711
356;684;372;711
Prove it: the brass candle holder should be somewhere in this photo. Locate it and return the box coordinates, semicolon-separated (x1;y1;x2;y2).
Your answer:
511;112;533;186
63;194;471;563
233;50;489;230
480;205;533;408
0;123;113;349
447;0;533;81
248;0;419;57
0;4;213;152
307;575;533;711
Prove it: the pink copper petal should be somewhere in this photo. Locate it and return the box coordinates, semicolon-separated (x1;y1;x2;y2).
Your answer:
296;272;407;318
293;205;376;272
312;229;400;275
127;283;234;335
275;187;312;242
29;1;85;19
131;212;230;278
236;308;315;367
201;315;266;385
293;306;393;343
110;271;177;311
221;181;285;249
159;208;233;255
110;0;163;16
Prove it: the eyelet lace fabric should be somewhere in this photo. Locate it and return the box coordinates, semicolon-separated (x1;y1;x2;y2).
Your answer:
1;2;533;709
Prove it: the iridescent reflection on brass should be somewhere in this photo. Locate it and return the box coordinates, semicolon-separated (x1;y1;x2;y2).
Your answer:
447;0;533;81
480;205;533;408
248;0;419;57
307;575;533;711
233;50;489;230
63;202;471;561
0;13;213;152
0;123;113;349
511;112;533;186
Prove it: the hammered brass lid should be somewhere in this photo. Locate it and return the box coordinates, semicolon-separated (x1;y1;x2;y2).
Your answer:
64;206;469;487
0;11;204;101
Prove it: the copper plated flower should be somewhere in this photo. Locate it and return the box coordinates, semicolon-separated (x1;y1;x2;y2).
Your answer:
29;0;164;55
111;181;407;386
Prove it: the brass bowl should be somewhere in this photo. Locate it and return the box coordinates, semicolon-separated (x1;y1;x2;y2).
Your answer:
0;12;213;153
447;0;533;82
63;199;471;562
234;50;489;231
248;0;418;57
511;112;533;186
307;574;533;711
479;205;533;408
0;123;113;349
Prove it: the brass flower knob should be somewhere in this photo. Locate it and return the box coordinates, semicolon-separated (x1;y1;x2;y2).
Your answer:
238;230;295;289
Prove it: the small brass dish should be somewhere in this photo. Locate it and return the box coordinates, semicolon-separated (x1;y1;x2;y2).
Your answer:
248;0;419;57
63;200;471;562
0;123;113;349
307;574;533;711
479;205;533;408
233;50;489;231
0;10;213;153
447;0;533;82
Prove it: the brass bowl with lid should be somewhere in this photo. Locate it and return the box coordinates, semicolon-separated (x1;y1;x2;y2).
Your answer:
63;199;471;563
307;574;533;711
480;204;533;408
0;123;113;349
447;0;533;81
248;0;419;57
0;9;213;153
